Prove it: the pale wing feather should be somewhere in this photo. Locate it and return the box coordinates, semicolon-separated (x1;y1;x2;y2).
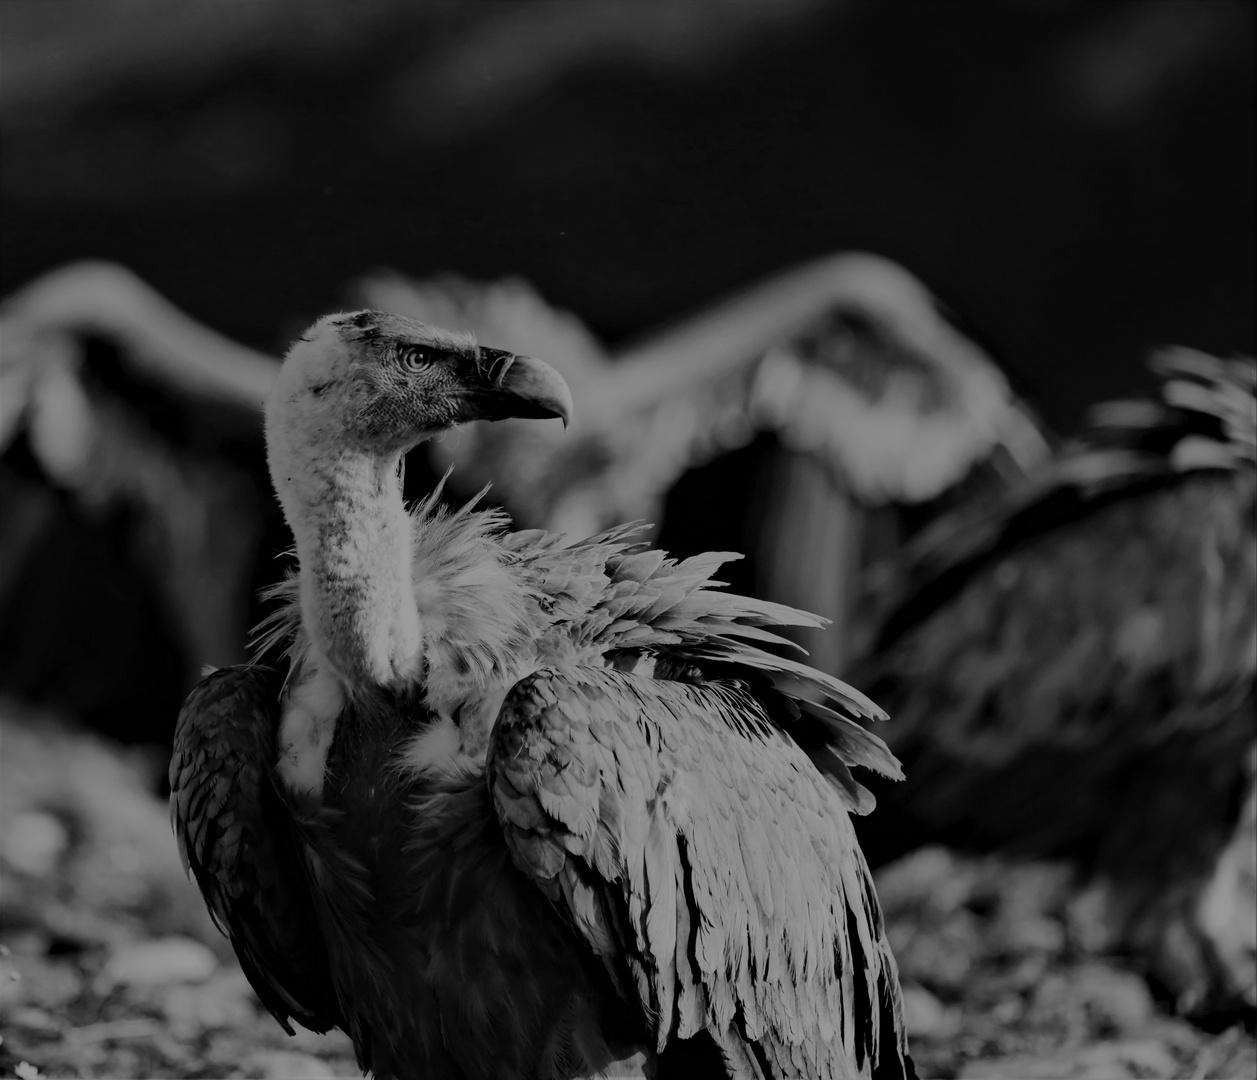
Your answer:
489;666;910;1080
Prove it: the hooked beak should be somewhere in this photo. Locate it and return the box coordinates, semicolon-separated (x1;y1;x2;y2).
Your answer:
455;348;573;428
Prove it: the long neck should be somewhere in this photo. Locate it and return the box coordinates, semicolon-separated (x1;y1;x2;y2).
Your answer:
270;438;421;689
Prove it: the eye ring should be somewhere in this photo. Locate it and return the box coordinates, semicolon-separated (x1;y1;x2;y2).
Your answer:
400;347;432;372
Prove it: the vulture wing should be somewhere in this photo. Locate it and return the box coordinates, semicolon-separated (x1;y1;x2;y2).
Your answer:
852;348;1256;1014
353;254;1050;534
489;668;909;1079
487;545;911;1078
1;263;274;735
169;663;343;1034
354;256;1049;676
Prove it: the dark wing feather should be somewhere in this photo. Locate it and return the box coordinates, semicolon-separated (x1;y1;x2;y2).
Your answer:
489;666;912;1080
856;468;1255;859
170;664;343;1034
867;349;1255;651
850;351;1256;1012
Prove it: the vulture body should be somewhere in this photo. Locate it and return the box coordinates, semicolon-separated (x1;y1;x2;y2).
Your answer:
853;349;1257;1017
171;311;913;1079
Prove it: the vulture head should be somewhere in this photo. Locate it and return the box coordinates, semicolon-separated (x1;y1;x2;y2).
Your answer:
262;310;572;709
267;309;572;460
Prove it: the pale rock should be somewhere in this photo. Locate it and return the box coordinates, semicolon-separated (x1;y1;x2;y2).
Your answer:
8;1006;59;1032
959;1052;1082;1079
1066;882;1120;954
993;911;1067;955
0;953;82;1011
901;982;960;1038
244;1050;340;1078
2;810;69;877
1076;1040;1176;1077
162;967;257;1037
875;846;978;917
1071;961;1156;1033
890;909;982;990
958;1039;1178;1079
98;936;218;990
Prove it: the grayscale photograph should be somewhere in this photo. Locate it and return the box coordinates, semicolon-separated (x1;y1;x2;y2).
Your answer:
0;2;1253;1077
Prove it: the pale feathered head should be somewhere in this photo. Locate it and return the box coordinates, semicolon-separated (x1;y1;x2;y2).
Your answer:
266;309;572;457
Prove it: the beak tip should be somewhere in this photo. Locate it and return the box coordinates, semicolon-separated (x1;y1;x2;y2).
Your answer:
502;353;573;428
555;384;574;430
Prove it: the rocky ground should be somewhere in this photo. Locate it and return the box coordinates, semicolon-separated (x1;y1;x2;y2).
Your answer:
1;699;1253;1079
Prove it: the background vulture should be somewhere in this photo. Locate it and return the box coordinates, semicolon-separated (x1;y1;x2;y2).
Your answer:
170;311;914;1079
355;254;1050;675
0;254;1046;701
2;4;1252;1075
850;348;1257;1019
5;261;1252;1074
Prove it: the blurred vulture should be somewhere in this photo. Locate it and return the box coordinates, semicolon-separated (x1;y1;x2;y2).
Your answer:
851;349;1257;1018
354;253;1050;672
0;254;1049;729
0;263;276;740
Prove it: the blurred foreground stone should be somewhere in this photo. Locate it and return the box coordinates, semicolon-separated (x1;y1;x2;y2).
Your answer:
2;699;1252;1077
876;847;1256;1078
0;699;358;1078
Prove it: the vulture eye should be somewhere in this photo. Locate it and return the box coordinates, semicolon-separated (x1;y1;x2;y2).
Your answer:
400;347;434;372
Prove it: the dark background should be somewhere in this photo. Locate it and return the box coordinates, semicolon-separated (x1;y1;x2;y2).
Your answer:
3;0;1253;432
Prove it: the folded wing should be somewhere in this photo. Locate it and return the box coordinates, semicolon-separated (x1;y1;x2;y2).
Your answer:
488;665;910;1079
169;664;343;1035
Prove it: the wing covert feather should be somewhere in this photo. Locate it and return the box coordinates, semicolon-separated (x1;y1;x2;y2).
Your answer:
170;665;342;1035
488;666;910;1079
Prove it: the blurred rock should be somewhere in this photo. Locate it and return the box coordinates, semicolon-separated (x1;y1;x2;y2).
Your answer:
875;846;980;917
1066;882;1121;954
0;926;50;957
960;1054;1073;1079
0;700;222;946
888;908;982;991
243;1050;340;1078
991;912;1067;956
902;983;960;1039
98;936;217;990
877;849;1075;989
162;966;257;1038
0;952;82;1012
1071;962;1157;1034
1024;960;1157;1038
958;1040;1177;1079
6;1006;61;1033
0;697;1249;1077
994;861;1075;922
995;953;1051;995
2;810;69;878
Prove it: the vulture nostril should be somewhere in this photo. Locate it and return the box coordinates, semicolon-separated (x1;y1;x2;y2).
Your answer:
489;353;516;385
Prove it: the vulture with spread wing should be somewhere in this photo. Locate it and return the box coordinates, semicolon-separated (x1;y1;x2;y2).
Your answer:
0;262;278;737
2;255;1047;708
170;311;914;1079
852;348;1257;1018
354;253;1050;674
